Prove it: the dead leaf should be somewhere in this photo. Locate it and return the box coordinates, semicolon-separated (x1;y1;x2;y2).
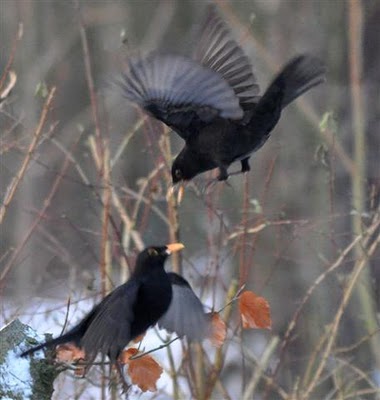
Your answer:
119;348;163;392
55;343;85;363
239;290;272;329
209;312;226;347
119;347;138;364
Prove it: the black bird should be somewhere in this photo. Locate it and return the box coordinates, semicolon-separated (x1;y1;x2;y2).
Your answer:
118;5;326;193
21;244;209;364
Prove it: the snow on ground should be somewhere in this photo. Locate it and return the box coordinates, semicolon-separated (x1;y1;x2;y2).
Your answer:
0;321;45;400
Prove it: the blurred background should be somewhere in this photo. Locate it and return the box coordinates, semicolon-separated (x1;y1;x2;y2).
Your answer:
1;0;379;399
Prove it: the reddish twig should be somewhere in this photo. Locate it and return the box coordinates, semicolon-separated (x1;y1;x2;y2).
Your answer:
0;87;57;224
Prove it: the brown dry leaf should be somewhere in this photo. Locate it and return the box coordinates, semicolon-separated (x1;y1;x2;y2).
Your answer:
209;312;227;347
239;290;272;329
119;347;138;364
55;343;85;363
119;348;163;392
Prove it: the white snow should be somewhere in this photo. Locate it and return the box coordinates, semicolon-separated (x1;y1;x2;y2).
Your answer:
0;322;45;400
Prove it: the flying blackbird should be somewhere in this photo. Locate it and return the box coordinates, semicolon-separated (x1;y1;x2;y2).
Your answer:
118;5;326;193
21;243;209;365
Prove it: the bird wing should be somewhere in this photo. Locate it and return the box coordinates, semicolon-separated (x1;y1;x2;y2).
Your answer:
118;52;243;140
158;273;210;341
193;4;260;108
81;280;139;364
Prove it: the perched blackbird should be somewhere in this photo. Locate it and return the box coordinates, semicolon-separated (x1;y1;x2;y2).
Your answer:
21;244;209;364
118;5;326;192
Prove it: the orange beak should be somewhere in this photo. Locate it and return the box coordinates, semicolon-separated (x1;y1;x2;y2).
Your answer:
166;183;185;204
165;243;185;254
177;184;185;204
166;185;175;201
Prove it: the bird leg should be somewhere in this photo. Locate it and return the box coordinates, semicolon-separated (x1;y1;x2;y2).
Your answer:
240;157;251;173
217;165;229;181
116;361;131;394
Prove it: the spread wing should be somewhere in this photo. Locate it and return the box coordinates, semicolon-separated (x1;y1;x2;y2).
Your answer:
81;280;139;363
194;4;260;108
118;52;243;140
158;273;210;341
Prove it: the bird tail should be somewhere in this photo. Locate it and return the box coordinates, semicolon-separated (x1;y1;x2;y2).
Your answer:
246;55;325;134
262;54;326;110
20;331;80;358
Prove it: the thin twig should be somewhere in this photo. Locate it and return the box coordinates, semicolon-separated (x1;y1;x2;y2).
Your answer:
100;146;112;296
0;87;56;224
242;336;280;400
302;215;380;399
0;23;23;91
226;219;308;242
206;279;239;398
129;337;180;360
0;119;82;286
111;115;147;168
347;0;380;372
335;329;380;354
271;217;379;382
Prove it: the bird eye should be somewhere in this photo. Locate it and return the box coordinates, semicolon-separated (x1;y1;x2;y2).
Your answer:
175;169;182;178
148;248;158;256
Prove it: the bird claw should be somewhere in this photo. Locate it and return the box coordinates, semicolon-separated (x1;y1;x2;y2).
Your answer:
203;178;233;193
116;362;132;394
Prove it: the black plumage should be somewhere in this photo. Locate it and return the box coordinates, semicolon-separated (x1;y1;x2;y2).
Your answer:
21;244;208;364
118;5;326;186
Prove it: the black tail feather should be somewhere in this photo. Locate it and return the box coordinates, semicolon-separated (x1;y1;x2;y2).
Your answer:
246;54;325;138
20;331;80;358
266;54;326;109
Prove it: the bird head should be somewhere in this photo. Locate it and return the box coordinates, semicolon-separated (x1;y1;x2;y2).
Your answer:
172;146;207;184
169;149;203;203
134;243;184;275
171;161;189;185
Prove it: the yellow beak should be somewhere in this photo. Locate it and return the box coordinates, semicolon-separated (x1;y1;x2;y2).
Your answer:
177;183;185;204
166;183;185;204
166;243;185;254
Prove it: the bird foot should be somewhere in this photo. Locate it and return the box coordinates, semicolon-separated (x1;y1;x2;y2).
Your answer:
203;177;233;194
116;362;132;394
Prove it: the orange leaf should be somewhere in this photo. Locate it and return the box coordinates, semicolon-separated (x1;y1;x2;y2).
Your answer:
55;343;85;363
119;347;138;364
119;348;163;392
239;290;272;329
209;312;226;347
